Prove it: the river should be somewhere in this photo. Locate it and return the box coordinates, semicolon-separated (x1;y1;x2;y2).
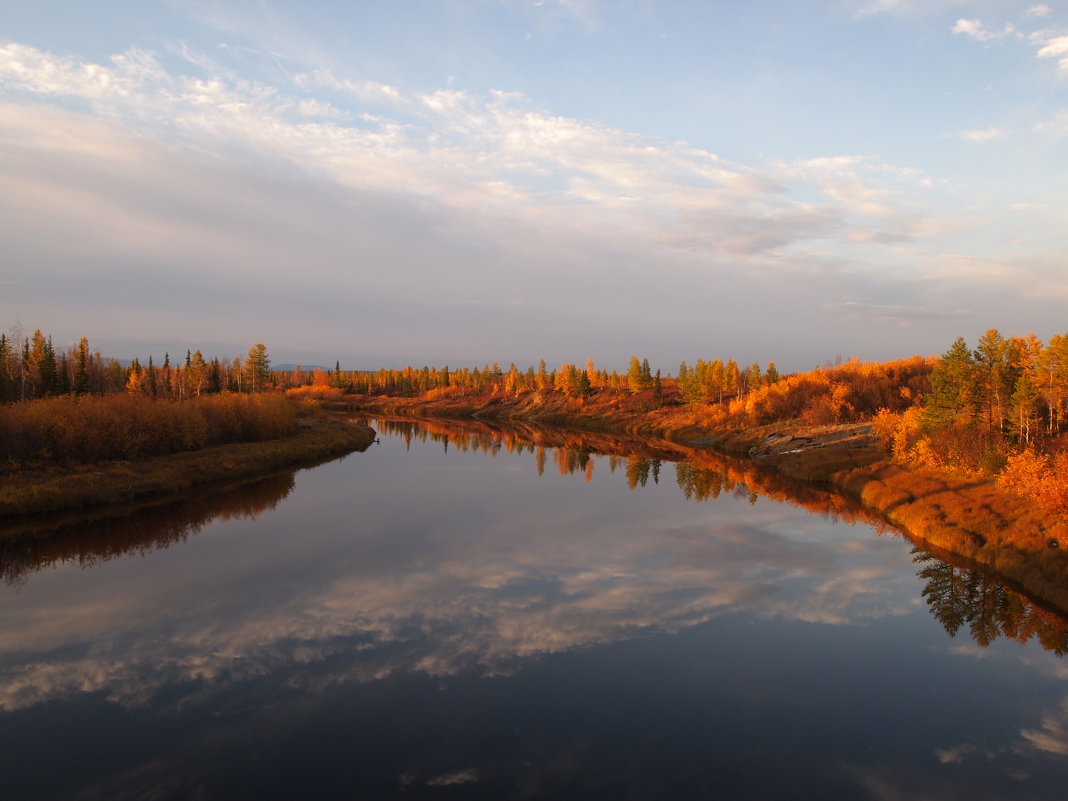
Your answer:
1;417;1067;800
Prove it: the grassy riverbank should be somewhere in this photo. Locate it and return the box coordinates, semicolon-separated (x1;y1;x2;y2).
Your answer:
0;416;376;518
351;391;1068;612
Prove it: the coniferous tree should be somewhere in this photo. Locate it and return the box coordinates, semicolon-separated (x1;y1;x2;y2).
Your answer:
0;333;12;402
74;337;91;395
923;337;980;431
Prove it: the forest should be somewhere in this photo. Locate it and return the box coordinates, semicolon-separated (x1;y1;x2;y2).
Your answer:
2;325;1067;515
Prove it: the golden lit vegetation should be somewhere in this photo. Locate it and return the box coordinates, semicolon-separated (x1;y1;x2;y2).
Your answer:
0;392;296;469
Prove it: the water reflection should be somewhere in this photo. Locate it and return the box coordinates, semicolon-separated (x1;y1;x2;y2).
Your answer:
916;549;1068;654
0;472;295;587
2;417;1068;799
375;417;1068;654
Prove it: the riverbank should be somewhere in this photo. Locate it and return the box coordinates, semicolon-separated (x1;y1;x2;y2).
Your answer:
0;417;376;518
350;392;1068;612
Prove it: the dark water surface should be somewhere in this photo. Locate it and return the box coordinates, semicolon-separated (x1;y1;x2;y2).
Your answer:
2;418;1067;800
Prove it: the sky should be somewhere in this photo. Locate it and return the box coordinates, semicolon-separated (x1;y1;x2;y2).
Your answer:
1;0;1066;371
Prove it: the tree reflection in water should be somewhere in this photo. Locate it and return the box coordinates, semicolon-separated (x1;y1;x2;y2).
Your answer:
5;415;1067;656
375;416;1068;655
915;548;1068;654
0;472;295;587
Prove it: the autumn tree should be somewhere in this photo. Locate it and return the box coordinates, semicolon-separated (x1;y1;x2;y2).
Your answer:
243;344;270;393
1010;373;1040;446
724;359;740;399
536;359;550;390
973;328;1010;435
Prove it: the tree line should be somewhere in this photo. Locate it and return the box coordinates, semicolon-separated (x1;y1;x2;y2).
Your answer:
0;327;274;402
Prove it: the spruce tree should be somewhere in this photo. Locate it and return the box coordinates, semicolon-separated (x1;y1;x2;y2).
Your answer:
923;337;980;431
74;337;90;395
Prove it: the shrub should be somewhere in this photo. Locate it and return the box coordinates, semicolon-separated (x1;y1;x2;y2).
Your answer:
0;393;297;469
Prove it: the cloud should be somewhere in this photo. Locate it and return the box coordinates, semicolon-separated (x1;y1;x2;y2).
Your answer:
2;38;1064;366
854;0;966;18
959;127;1007;142
1035;34;1068;71
293;68;402;103
0;448;921;711
1027;5;1053;19
1019;697;1068;757
952;19;1020;42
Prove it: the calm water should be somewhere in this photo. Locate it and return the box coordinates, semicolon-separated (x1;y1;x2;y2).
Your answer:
2;417;1067;800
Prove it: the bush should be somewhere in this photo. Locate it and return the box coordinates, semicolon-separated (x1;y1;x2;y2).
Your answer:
0;393;296;469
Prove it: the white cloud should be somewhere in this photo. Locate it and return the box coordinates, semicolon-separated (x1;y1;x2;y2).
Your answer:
293;68;402;103
1036;34;1068;71
959;127;1007;142
855;0;967;17
952;18;1020;42
2;39;1064;365
1027;5;1053;19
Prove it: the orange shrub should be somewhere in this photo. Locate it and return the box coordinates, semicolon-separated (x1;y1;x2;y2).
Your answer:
285;385;345;401
999;449;1068;514
0;393;296;469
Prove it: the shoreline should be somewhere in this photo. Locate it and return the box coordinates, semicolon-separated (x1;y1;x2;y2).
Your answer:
351;393;1068;613
0;418;376;520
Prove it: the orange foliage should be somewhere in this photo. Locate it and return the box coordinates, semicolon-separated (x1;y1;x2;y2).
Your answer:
723;357;932;429
285;385;344;401
998;449;1068;514
0;393;296;469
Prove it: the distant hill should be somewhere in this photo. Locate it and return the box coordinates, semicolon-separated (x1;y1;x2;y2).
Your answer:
273;364;330;373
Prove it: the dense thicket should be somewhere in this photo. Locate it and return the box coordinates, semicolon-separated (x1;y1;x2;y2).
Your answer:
0;393;295;469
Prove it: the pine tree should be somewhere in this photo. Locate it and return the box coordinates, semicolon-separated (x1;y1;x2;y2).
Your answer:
0;333;12;402
74;337;90;395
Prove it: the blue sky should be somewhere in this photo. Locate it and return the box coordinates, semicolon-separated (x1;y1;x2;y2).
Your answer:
1;1;1066;371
